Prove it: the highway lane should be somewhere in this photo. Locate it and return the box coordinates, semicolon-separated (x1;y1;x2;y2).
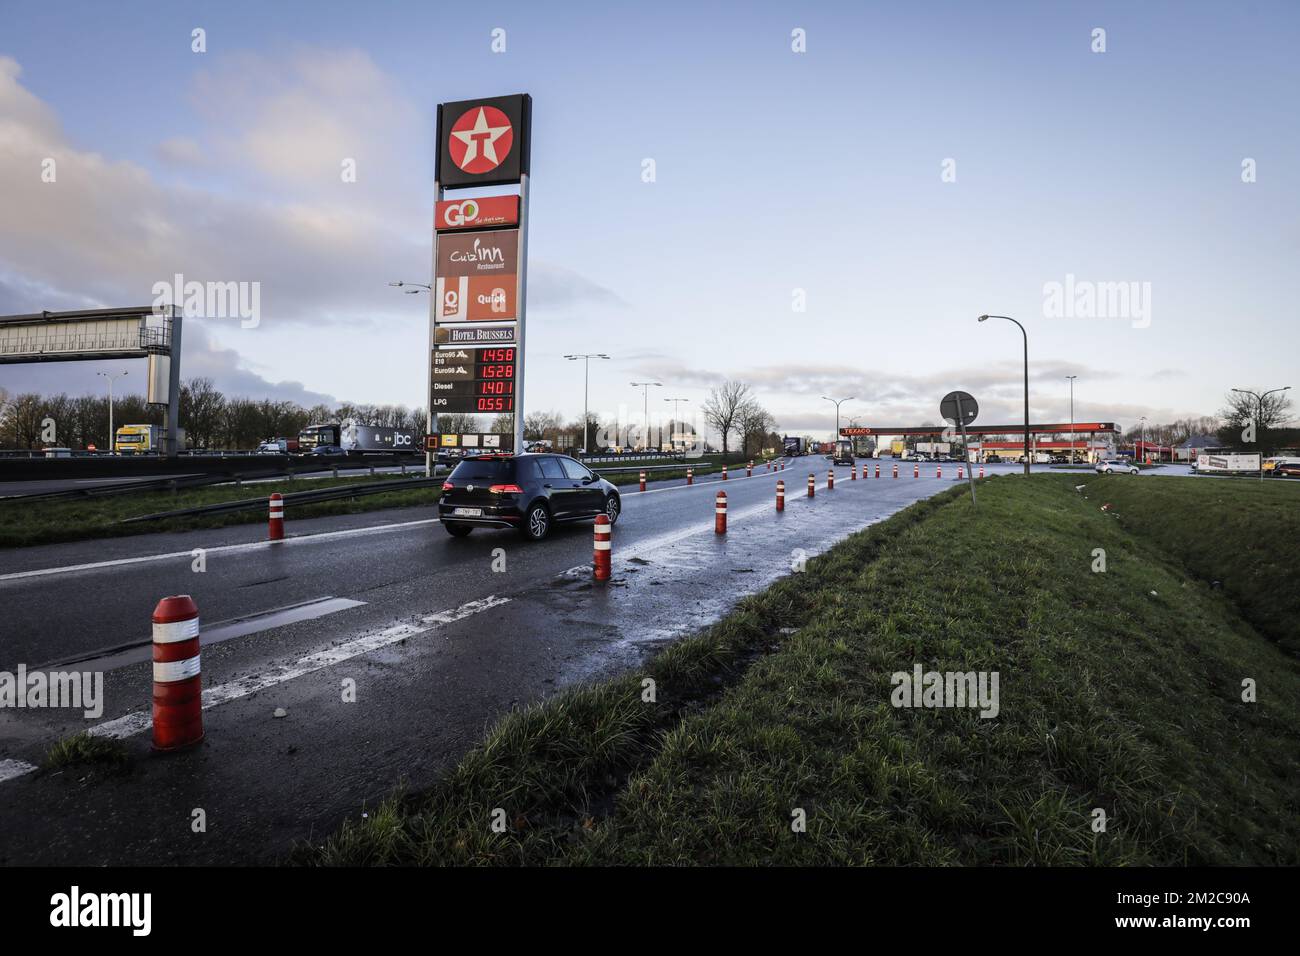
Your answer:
0;459;998;863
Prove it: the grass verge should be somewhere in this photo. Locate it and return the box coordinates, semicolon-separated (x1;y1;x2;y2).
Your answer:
302;474;1300;865
1075;473;1300;653
0;475;439;549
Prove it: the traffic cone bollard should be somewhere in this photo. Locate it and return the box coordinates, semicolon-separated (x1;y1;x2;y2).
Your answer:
722;465;728;480
914;463;919;479
979;464;985;479
687;467;693;485
593;514;612;581
715;491;727;534
958;466;964;479
639;470;646;492
827;468;834;490
747;461;753;477
808;473;815;498
875;463;881;479
937;465;942;479
151;595;204;752
268;493;284;540
776;480;785;511
851;463;857;480
893;463;899;479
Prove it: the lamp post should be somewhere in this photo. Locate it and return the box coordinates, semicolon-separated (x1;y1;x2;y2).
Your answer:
565;353;610;454
1139;416;1147;463
1066;375;1077;464
391;281;433;472
822;396;854;450
96;370;129;454
1232;386;1292;481
663;397;690;452
630;381;662;451
978;315;1030;476
388;280;431;295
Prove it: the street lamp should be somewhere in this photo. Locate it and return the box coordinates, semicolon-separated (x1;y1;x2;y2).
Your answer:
822;396;854;449
978;315;1031;476
1066;375;1078;464
96;370;129;454
630;381;662;451
663;397;690;452
388;280;430;295
564;354;610;454
1139;416;1148;463
1232;386;1292;481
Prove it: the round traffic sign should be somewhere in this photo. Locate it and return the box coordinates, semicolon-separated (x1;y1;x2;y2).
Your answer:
940;390;979;426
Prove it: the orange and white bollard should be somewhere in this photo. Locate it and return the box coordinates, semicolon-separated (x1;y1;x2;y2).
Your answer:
268;492;285;540
875;463;881;479
914;463;919;479
722;465;728;481
687;467;693;485
714;490;727;534
892;463;899;479
851;463;857;480
639;470;646;492
979;464;985;479
827;468;834;490
776;480;785;511
937;465;942;479
747;460;753;477
957;465;964;479
152;595;204;752
593;514;612;581
807;473;815;498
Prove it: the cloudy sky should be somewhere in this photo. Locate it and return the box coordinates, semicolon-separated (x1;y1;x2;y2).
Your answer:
1;0;1296;438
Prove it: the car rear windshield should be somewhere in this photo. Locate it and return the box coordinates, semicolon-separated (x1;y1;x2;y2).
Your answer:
449;458;514;482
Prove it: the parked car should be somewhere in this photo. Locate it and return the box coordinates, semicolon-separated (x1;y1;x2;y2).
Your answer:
438;453;621;541
1095;459;1140;475
984;454;1002;463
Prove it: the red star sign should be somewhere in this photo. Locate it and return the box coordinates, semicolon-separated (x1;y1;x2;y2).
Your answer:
448;106;514;175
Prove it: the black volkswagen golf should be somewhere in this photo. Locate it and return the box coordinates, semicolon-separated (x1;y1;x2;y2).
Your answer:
438;453;622;541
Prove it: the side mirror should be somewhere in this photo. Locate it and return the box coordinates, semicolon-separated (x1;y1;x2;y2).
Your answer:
583;475;596;484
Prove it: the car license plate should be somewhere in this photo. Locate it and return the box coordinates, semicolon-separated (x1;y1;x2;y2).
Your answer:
452;507;482;517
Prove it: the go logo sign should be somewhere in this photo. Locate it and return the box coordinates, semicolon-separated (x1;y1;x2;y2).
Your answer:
442;199;481;228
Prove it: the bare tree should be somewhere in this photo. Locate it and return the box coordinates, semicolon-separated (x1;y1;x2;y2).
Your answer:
702;381;752;456
1219;388;1295;454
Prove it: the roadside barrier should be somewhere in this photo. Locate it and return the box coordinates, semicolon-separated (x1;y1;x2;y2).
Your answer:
937;465;942;479
827;468;834;490
914;463;919;478
979;465;985;479
152;595;204;752
776;480;785;511
269;493;284;540
687;467;693;485
722;465;728;481
892;463;898;479
807;473;815;498
875;463;881;479
639;470;646;492
593;514;612;581
958;466;964;479
715;490;727;534
747;461;753;477
851;463;857;480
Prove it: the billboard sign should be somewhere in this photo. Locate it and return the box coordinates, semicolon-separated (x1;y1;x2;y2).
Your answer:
436;94;531;188
436;231;519;277
435;195;519;232
1197;453;1261;473
434;324;517;348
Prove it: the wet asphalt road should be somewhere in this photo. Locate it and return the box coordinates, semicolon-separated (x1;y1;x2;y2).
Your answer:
0;459;1014;864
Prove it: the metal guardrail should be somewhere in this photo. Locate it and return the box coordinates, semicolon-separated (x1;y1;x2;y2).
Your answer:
592;461;715;475
118;476;442;524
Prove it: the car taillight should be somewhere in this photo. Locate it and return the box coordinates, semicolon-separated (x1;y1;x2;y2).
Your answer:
441;482;454;491
489;484;524;494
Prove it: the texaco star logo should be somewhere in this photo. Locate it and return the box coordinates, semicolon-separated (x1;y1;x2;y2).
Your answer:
448;106;514;175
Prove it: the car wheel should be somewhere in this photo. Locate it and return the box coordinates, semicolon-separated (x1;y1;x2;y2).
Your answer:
444;521;473;538
521;502;551;541
604;493;621;526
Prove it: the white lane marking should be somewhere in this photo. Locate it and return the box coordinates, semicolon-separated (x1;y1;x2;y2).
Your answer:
0;518;440;582
0;758;38;783
84;595;509;743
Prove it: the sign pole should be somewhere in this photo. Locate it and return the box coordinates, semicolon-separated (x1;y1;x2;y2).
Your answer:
515;171;530;456
956;401;976;506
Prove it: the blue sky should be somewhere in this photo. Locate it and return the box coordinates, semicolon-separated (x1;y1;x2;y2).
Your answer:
1;0;1296;437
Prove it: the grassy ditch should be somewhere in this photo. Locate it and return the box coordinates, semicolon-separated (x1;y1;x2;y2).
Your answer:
1072;473;1300;654
304;474;1300;866
0;475;439;549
